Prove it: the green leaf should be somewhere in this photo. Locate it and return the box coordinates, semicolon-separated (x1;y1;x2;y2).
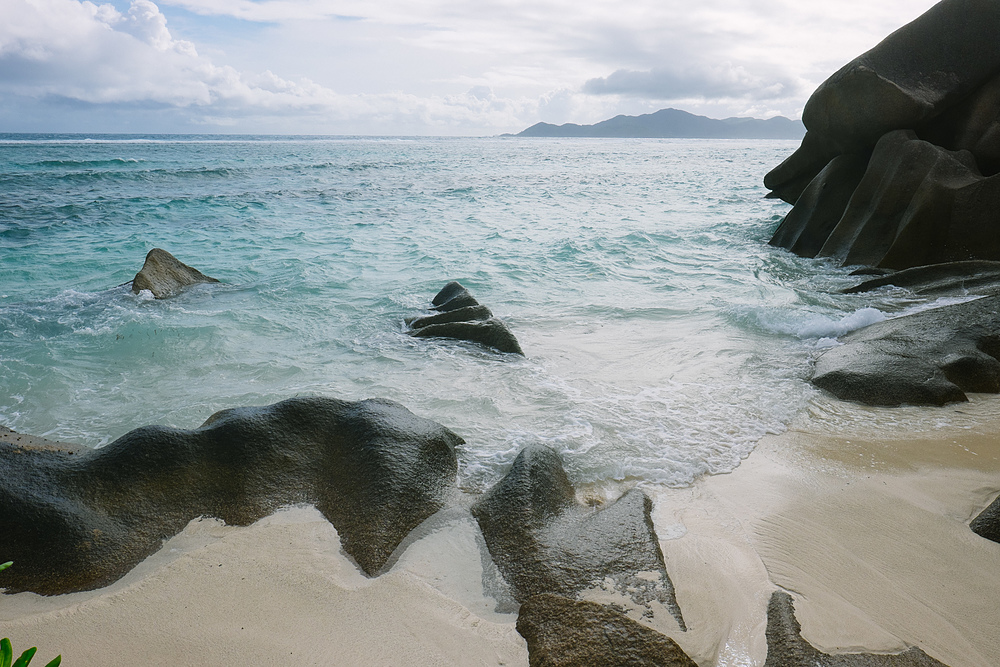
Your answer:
11;646;36;667
0;562;11;572
43;657;61;667
1;638;13;667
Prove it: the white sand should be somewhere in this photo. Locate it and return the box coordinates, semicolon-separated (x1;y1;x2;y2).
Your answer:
3;396;999;666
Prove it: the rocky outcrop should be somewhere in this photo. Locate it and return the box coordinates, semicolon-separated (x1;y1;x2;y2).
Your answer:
516;594;697;667
131;248;219;298
765;591;948;666
0;397;461;595
471;445;685;629
407;282;524;355
766;0;1000;270
970;495;1000;543
811;294;1000;406
844;260;1000;296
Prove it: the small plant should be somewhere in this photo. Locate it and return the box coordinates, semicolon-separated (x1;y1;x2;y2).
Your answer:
0;564;62;667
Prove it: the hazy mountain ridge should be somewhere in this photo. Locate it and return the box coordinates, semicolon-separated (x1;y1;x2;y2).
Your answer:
514;108;805;139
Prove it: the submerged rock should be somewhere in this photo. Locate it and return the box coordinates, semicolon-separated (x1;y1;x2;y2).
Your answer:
970;495;1000;543
471;445;685;629
0;397;461;594
844;260;1000;296
516;593;697;667
131;248;219;298
811;295;1000;406
765;591;948;666
407;282;524;355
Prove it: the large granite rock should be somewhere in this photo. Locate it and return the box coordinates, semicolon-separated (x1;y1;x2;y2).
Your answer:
844;260;1000;296
0;397;461;595
970;494;1000;543
766;0;1000;271
811;294;1000;406
765;591;948;666
407;282;524;355
471;445;685;628
516;593;697;667
131;248;219;298
766;0;1000;201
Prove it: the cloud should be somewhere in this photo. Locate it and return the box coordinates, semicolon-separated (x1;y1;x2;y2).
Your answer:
582;64;800;103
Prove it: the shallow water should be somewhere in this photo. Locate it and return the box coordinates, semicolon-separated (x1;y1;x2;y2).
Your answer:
0;134;966;490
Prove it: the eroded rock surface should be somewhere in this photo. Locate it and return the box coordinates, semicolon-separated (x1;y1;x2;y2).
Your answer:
516;593;696;667
471;445;685;628
766;0;1000;271
131;248;219;298
765;591;948;666
407;282;524;355
845;260;1000;296
970;495;1000;543
0;397;461;594
811;295;1000;406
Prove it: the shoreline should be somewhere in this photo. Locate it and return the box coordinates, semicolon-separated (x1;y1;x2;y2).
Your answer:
2;398;999;666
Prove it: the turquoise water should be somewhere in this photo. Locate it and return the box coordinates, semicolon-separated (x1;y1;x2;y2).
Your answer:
0;135;932;489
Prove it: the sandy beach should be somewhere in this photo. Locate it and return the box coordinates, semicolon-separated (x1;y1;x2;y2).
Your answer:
2;394;999;666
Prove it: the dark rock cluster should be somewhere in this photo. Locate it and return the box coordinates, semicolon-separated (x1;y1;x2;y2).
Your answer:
766;0;1000;270
407;281;524;355
0;397;461;594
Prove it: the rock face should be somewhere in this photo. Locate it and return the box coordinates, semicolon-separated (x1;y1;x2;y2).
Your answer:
844;260;1000;296
516;593;697;667
811;294;1000;406
471;445;685;629
970;495;1000;543
131;248;219;298
0;397;461;595
765;591;948;666
766;0;1000;270
407;282;524;355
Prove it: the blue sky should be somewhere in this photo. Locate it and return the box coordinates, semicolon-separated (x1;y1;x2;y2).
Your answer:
0;0;940;135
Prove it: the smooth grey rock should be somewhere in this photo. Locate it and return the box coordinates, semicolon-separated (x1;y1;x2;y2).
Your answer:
407;305;493;329
922;70;1000;176
970;494;1000;543
765;0;1000;199
411;318;524;355
516;593;697;667
431;281;480;312
131;248;219;298
471;445;685;628
0;397;461;594
769;153;870;257
765;591;949;666
408;282;524;355
811;295;1000;406
844;261;1000;296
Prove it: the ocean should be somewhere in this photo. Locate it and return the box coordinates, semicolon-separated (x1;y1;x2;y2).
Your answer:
0;134;972;491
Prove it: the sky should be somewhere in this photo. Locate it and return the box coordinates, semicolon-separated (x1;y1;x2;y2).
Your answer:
0;0;942;135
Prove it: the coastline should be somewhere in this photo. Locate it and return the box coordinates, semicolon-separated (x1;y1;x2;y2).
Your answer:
2;397;998;666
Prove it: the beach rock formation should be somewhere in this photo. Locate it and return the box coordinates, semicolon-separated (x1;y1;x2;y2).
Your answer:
765;0;1000;270
765;591;949;666
131;248;219;298
0;397;461;595
811;294;1000;406
970;494;1000;543
407;282;524;355
516;593;697;667
844;260;1000;297
471;445;685;629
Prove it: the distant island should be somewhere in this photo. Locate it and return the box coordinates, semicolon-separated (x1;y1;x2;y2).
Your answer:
510;108;805;139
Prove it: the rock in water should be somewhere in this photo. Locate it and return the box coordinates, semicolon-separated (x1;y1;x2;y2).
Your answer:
0;397;461;594
471;445;685;629
131;248;219;298
516;594;697;667
811;294;1000;406
407;282;524;355
970;495;1000;543
765;591;949;666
